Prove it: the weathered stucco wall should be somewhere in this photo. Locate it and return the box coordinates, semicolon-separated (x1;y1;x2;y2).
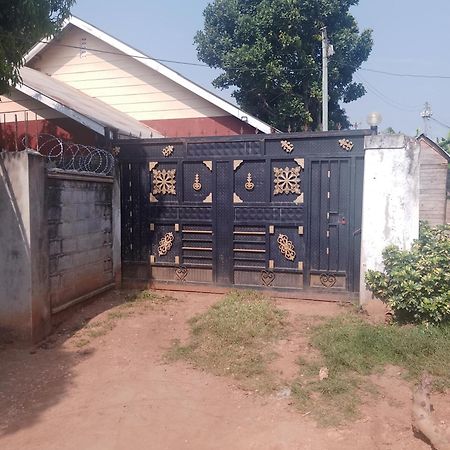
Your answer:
47;172;115;313
0;151;50;342
360;134;420;303
0;151;120;343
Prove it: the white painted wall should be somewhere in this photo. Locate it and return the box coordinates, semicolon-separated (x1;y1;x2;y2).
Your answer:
359;134;420;303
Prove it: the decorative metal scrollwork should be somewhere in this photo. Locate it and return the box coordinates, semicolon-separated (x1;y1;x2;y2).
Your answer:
277;234;296;261
280;140;294;153
261;270;275;287
152;168;176;195
162;145;174;157
158;232;175;256
176;266;188;281
245;173;255;191
193;173;202;191
273;166;301;195
320;273;337;288
338;139;354;151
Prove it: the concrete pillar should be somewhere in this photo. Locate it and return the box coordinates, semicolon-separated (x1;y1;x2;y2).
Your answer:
359;135;420;304
112;164;121;286
0;151;50;342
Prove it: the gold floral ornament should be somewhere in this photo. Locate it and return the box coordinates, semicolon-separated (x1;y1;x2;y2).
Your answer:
245;173;255;191
193;173;202;191
158;232;175;256
273;166;301;195
162;145;174;157
338;139;354;151
277;234;296;261
280;140;294;153
152;168;176;195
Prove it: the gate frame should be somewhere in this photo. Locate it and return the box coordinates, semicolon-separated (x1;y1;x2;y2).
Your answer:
116;129;372;301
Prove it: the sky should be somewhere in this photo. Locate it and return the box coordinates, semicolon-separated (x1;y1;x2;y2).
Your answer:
71;0;450;139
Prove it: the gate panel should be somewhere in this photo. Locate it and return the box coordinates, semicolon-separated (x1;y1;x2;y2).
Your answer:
118;131;369;298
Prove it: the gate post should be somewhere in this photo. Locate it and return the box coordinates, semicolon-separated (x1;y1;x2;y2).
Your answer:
359;135;420;304
0;151;50;342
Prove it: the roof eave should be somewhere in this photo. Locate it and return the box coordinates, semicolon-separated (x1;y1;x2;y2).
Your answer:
24;15;275;134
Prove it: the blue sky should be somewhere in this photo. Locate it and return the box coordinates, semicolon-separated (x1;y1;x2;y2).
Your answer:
72;0;450;139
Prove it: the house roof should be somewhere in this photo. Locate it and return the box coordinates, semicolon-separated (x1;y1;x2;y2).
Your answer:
17;67;162;139
24;16;276;134
417;133;450;161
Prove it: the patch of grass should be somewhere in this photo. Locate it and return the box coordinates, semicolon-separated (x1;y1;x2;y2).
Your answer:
167;290;287;392
74;338;90;348
123;290;177;309
292;315;450;426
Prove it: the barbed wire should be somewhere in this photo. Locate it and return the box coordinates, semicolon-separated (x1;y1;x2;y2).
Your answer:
23;134;115;175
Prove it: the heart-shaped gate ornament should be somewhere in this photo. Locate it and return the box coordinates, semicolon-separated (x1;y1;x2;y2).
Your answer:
261;270;275;287
175;266;188;282
320;273;336;288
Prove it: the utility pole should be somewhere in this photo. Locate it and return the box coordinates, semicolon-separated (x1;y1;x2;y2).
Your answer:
321;27;333;132
420;102;432;135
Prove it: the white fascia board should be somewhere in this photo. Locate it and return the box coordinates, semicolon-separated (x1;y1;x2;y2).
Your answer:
23;18;71;63
42;16;273;134
16;84;105;136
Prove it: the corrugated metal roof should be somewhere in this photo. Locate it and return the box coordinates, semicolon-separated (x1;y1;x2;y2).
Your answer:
18;67;162;139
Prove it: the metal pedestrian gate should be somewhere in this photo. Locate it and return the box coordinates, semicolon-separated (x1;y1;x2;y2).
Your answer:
118;131;369;300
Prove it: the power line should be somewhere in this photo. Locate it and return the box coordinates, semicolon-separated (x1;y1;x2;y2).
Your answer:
355;73;421;112
430;116;450;130
22;39;450;80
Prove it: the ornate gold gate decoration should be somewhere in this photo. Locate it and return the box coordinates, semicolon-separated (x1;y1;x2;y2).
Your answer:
273;166;301;195
158;232;175;256
193;173;202;191
152;168;176;195
277;234;296;261
280;140;294;153
245;173;255;191
338;139;354;151
162;145;174;157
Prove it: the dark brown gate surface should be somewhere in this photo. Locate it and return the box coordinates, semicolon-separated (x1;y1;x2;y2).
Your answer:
118;130;369;299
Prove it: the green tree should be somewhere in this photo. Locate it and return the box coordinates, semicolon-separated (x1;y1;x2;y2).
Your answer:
0;0;75;94
438;131;450;153
195;0;372;131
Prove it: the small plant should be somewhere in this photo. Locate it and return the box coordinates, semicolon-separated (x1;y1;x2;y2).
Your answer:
365;223;450;324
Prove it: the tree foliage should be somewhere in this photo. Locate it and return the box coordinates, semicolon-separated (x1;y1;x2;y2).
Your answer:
438;131;450;154
0;0;75;94
195;0;372;131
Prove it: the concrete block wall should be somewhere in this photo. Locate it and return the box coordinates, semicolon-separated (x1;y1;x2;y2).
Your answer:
47;172;115;313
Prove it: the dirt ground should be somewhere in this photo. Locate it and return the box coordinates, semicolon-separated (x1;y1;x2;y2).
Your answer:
1;290;448;450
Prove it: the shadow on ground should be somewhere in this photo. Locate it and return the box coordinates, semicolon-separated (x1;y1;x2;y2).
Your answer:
0;289;132;437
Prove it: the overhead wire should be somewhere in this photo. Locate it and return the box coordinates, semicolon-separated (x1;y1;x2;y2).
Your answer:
20;39;450;80
354;73;421;112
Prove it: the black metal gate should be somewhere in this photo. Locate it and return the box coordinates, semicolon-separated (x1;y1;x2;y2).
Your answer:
118;131;368;299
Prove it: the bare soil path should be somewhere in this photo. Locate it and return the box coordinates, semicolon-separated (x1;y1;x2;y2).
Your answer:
0;290;447;450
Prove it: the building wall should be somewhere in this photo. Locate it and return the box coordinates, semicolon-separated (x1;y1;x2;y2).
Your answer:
360;135;420;304
29;25;231;124
0;152;50;342
0;151;120;342
418;140;448;226
0;88;98;150
47;172;115;313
